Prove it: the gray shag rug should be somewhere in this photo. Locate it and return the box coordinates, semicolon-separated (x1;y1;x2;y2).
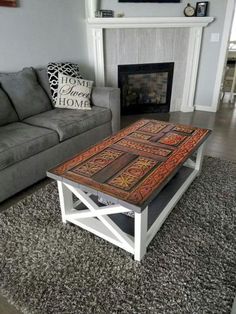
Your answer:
0;157;236;314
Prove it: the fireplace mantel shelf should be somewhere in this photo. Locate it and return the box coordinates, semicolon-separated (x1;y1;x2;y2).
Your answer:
87;16;214;29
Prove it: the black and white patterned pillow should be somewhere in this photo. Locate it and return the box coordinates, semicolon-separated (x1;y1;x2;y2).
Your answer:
47;62;83;104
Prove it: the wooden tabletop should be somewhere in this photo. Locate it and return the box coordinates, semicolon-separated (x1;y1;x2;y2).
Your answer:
48;119;211;210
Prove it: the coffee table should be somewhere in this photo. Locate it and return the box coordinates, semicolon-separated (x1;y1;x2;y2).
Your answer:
47;119;211;261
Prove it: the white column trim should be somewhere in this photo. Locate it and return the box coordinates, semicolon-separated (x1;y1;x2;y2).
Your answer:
92;28;105;86
181;27;203;112
86;0;99;18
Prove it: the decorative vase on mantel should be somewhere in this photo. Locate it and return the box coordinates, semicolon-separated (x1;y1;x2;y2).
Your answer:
87;0;100;18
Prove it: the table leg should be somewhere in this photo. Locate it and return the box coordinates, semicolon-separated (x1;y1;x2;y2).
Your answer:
57;181;73;224
195;142;206;175
134;207;148;261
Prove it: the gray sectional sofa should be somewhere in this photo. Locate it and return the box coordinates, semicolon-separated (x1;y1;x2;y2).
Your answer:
0;67;120;202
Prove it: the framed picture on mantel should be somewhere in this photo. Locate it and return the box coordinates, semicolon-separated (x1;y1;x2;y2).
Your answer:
0;0;16;7
196;2;208;17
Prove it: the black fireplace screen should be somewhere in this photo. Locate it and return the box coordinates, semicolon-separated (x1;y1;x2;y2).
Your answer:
118;63;174;115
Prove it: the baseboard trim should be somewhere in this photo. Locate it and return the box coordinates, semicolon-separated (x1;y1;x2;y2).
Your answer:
195;105;217;112
180;107;195;113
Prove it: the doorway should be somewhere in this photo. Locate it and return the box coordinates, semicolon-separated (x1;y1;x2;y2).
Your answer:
212;0;236;111
221;5;236;105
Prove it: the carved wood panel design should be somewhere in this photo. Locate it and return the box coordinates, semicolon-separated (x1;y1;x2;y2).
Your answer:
49;119;211;209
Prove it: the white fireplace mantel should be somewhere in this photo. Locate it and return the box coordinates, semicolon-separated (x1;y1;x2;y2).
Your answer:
87;16;214;112
88;16;214;29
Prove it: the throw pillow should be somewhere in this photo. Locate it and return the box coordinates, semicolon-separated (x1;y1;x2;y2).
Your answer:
55;73;93;110
0;87;19;126
47;62;83;104
0;67;52;120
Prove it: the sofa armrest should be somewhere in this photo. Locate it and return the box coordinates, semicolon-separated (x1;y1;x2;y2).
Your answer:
91;87;120;134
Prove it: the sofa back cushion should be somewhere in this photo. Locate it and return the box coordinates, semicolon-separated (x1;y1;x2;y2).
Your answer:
35;68;54;103
0;88;19;126
0;67;52;120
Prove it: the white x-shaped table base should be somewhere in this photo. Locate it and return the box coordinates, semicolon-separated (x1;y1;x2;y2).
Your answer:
56;143;205;261
57;181;148;261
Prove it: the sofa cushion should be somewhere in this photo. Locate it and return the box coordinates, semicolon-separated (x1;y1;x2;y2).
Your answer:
0;88;19;126
24;106;112;142
0;67;52;120
47;62;82;104
0;122;59;171
35;68;54;103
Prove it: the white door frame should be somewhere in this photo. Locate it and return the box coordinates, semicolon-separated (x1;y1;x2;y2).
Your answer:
211;0;236;111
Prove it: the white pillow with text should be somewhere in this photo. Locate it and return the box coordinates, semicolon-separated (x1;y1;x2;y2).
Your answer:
55;73;93;110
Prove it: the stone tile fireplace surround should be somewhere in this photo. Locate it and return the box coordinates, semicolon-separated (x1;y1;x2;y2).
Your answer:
87;16;214;112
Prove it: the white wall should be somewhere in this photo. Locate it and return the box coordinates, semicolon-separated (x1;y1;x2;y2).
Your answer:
230;4;236;40
101;0;201;17
0;0;90;77
196;1;227;109
0;0;228;110
100;0;228;110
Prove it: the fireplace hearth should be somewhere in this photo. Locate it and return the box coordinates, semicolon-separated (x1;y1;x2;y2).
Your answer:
118;63;174;115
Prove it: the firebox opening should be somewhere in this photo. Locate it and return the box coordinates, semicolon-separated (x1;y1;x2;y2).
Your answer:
118;62;174;115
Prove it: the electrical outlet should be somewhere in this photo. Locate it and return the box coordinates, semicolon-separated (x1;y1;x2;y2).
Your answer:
211;33;220;42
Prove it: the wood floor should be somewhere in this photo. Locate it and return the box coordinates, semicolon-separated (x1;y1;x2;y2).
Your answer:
0;104;236;314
